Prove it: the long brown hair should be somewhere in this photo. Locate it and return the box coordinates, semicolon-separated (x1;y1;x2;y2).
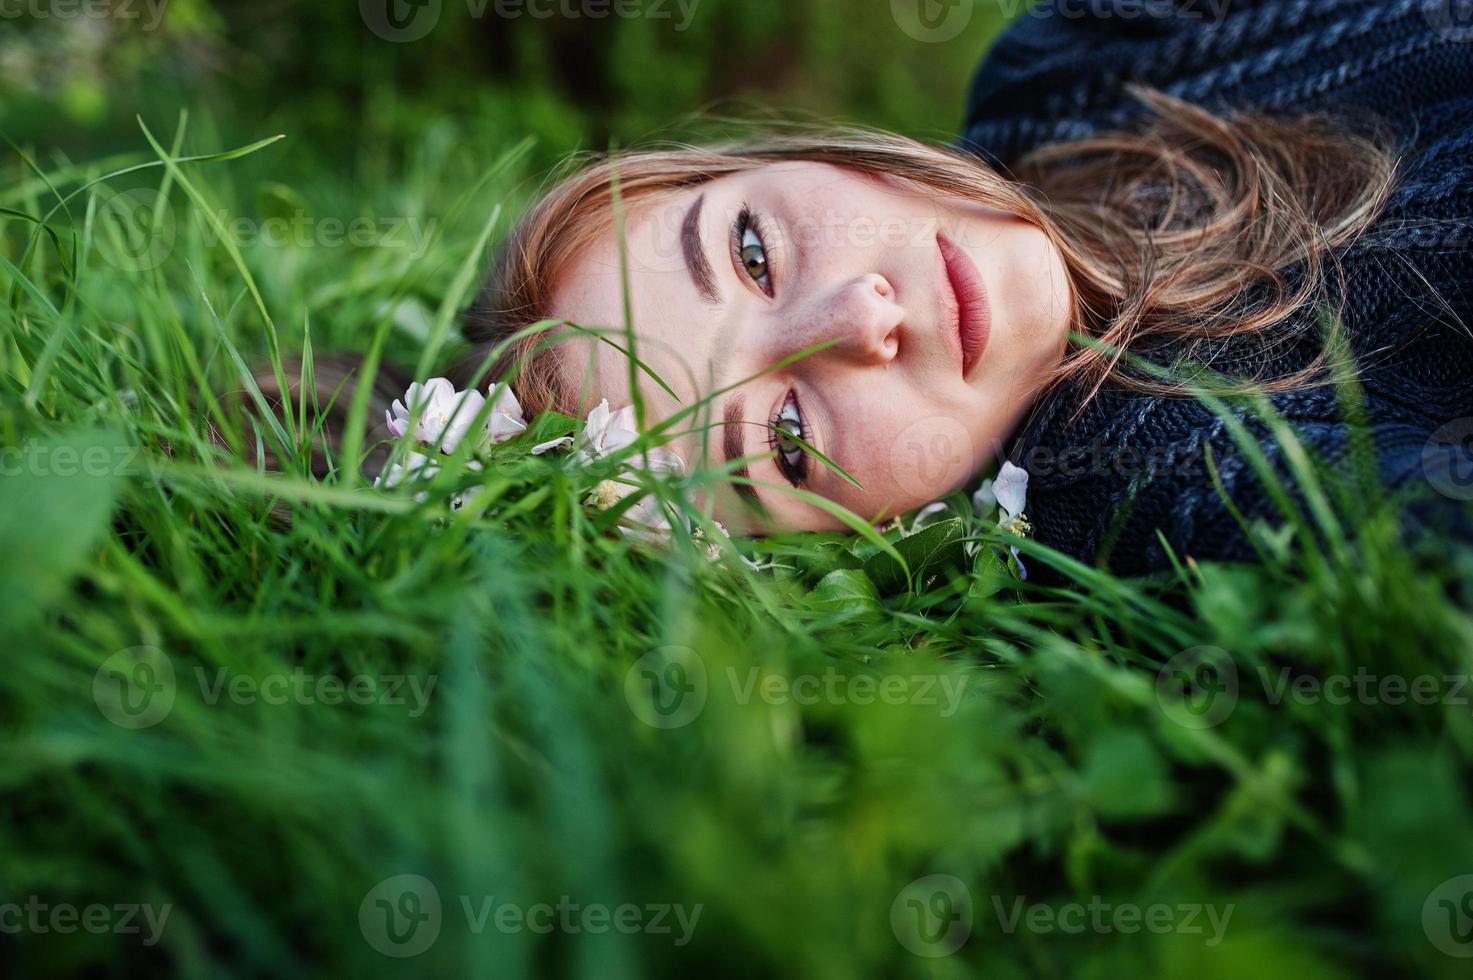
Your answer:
463;88;1398;417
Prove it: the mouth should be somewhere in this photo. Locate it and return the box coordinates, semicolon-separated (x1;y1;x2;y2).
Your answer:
937;232;992;379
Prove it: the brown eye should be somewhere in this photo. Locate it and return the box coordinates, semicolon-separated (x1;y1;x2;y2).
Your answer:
740;229;767;282
775;415;802;452
768;390;808;487
732;207;775;297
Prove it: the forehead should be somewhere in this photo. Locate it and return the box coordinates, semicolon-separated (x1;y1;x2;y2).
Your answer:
545;160;899;342
545;187;712;413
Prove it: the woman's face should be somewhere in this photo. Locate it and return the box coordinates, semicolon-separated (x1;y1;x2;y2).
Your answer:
549;161;1071;533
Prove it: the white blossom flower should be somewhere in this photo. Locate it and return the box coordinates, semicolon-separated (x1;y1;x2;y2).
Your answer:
530;436;573;455
376;451;440;493
909;501;951;534
376;451;483;509
586;477;640;511
385;378;486;453
630;445;686;474
486;382;527;443
586;475;673;540
572;399;690;541
578;399;639;459
568;399;686;472
972;461;1032;578
375;451;443;505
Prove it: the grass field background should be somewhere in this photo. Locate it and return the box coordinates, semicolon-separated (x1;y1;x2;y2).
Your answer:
3;2;1473;977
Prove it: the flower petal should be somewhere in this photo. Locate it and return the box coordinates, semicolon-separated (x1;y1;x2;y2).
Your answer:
430;388;486;453
487;383;525;427
629;445;685;474
600;405;639;455
992;462;1029;518
582;399;612;449
972;479;997;516
1010;546;1028;581
375;451;439;489
488;411;528;443
418;378;456;403
531;435;574;455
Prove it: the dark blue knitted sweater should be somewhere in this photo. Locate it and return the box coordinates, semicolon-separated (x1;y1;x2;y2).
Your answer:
959;0;1473;578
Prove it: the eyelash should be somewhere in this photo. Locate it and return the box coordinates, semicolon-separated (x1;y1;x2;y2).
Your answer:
733;205;808;486
731;205;774;297
768;389;810;487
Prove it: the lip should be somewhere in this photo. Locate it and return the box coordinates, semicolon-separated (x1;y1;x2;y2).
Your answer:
937;232;992;379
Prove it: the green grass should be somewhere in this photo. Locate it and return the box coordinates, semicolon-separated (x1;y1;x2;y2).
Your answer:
3;113;1473;979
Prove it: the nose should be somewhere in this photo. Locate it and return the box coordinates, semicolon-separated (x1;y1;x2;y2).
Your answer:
778;273;903;367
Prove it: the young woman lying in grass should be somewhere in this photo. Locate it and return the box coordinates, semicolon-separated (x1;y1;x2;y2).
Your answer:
326;0;1472;578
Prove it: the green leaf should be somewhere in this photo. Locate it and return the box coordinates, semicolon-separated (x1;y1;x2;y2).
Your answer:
861;518;969;594
0;428;126;627
968;544;1008;599
504;411;577;453
1078;728;1176;820
805;569;881;615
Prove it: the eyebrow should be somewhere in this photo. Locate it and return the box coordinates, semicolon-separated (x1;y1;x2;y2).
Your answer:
682;192;721;305
722;394;760;508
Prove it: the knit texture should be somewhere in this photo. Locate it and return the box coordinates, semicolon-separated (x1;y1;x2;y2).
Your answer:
959;0;1473;578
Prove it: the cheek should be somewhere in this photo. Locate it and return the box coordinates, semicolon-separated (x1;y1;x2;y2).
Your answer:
998;225;1069;355
851;404;983;508
782;189;940;268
